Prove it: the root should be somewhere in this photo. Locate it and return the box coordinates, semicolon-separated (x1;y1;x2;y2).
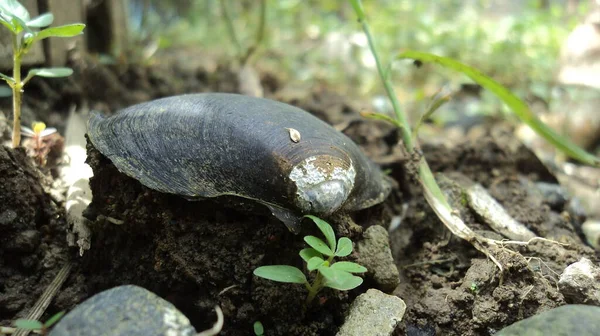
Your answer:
422;185;568;284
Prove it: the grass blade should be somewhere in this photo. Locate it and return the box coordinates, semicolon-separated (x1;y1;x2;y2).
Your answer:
397;50;600;166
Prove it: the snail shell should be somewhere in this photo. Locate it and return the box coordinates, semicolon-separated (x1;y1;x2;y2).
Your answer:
87;93;391;231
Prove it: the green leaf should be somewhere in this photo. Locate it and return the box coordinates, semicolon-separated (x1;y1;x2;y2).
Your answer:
0;72;14;84
318;266;354;287
253;265;307;284
44;311;65;328
396;50;600;166
331;261;367;273
304;236;334;257
325;274;363;291
0;0;30;22
33;23;85;42
14;319;42;330
334;237;353;257
360;111;404;130
299;248;322;263
304;215;336;251
28;67;73;78
253;321;264;336
0;14;16;32
307;256;326;271
414;90;452;139
10;14;28;33
26;13;53;28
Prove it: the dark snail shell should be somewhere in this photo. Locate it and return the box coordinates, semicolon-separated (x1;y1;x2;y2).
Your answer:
87;93;391;231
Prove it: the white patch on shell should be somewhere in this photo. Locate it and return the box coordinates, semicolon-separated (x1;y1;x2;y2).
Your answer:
286;127;301;143
289;156;355;214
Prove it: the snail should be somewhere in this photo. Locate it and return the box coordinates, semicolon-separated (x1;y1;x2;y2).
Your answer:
87;93;391;232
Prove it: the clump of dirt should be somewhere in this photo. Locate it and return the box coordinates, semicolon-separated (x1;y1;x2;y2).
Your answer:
74;140;374;335
0;146;70;325
391;126;597;336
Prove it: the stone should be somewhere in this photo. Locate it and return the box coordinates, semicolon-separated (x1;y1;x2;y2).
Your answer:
336;289;406;336
495;304;600;336
534;182;569;211
49;285;196;336
558;257;600;305
582;220;600;250
356;225;400;292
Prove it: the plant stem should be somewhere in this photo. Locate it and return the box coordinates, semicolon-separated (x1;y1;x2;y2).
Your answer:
11;33;22;148
241;0;267;65
220;0;243;58
305;272;323;306
349;0;451;208
304;254;335;306
358;19;413;150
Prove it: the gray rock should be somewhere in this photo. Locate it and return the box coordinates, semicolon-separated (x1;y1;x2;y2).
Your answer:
566;198;587;227
49;285;196;336
495;304;600;336
558;257;600;305
582;220;600;250
336;289;406;336
356;225;400;292
534;182;569;210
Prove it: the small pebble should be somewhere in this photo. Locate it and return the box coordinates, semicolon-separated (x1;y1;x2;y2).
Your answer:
356;225;400;292
534;182;569;210
336;289;406;336
49;285;196;336
581;220;600;250
558;257;600;305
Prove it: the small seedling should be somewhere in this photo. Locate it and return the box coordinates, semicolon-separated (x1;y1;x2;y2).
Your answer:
469;282;480;294
0;0;85;148
253;321;264;336
21;121;59;166
253;215;367;306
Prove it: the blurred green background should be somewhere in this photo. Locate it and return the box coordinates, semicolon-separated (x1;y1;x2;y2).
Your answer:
123;0;596;129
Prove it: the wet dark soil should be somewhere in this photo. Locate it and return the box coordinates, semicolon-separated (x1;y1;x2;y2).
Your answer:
0;147;70;322
392;128;597;336
0;49;598;335
78;139;372;335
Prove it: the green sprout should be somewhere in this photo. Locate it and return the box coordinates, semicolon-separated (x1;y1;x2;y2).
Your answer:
0;311;66;335
253;215;366;306
469;282;480;294
253;321;264;336
0;0;85;148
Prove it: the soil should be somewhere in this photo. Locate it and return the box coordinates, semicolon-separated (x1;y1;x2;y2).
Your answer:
0;48;598;335
0;147;70;321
